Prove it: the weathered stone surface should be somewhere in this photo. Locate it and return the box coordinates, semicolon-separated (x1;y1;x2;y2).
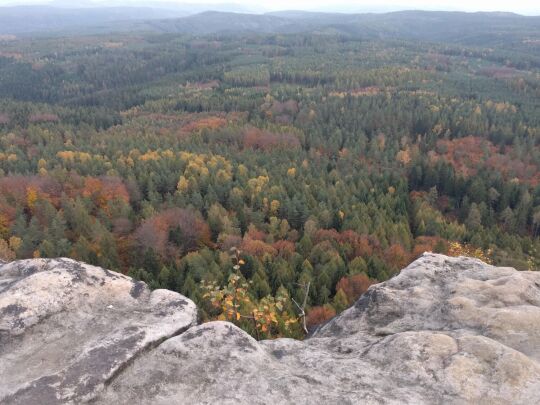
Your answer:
2;253;540;404
0;258;198;404
98;254;540;405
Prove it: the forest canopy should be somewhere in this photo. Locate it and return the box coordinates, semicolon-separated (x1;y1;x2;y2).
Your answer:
0;13;539;338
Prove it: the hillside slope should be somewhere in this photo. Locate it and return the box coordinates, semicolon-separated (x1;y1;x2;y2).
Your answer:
127;10;540;46
1;8;538;46
0;5;190;35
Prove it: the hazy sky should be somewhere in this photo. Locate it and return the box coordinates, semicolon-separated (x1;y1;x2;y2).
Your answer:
0;0;538;14
220;0;538;13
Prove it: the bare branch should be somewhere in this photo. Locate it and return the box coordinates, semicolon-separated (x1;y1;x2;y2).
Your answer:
291;297;304;314
292;281;310;334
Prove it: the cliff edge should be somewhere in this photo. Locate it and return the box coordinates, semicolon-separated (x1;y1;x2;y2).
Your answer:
1;253;539;404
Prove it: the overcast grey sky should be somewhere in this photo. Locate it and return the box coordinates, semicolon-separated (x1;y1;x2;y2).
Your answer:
0;0;538;15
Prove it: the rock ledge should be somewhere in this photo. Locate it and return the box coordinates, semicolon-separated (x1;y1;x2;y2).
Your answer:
0;258;197;404
1;253;540;404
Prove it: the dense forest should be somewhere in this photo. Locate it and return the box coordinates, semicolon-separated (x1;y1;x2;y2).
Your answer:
0;11;539;338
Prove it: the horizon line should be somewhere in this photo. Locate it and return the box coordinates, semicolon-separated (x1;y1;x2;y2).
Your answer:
0;3;538;16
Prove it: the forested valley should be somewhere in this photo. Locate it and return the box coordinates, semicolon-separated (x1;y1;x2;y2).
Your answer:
0;12;539;338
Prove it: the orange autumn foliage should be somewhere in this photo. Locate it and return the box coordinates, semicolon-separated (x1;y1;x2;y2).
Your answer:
313;229;374;259
306;305;336;329
245;226;267;241
384;243;410;270
243;127;300;151
0;174;130;217
433;136;540;185
432;136;496;177
0;175;62;218
240;238;277;258
26;186;39;210
335;274;376;305
135;208;211;256
29;113;59;123
181;116;227;133
82;177;129;208
272;240;296;258
412;236;447;258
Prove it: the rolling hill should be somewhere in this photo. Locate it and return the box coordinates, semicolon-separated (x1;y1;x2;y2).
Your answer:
0;6;538;48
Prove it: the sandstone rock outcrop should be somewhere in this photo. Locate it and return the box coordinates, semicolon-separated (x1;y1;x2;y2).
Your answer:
0;258;197;404
2;253;540;404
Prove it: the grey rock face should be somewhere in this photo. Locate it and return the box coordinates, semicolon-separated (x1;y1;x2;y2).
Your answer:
0;258;198;404
2;254;540;404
